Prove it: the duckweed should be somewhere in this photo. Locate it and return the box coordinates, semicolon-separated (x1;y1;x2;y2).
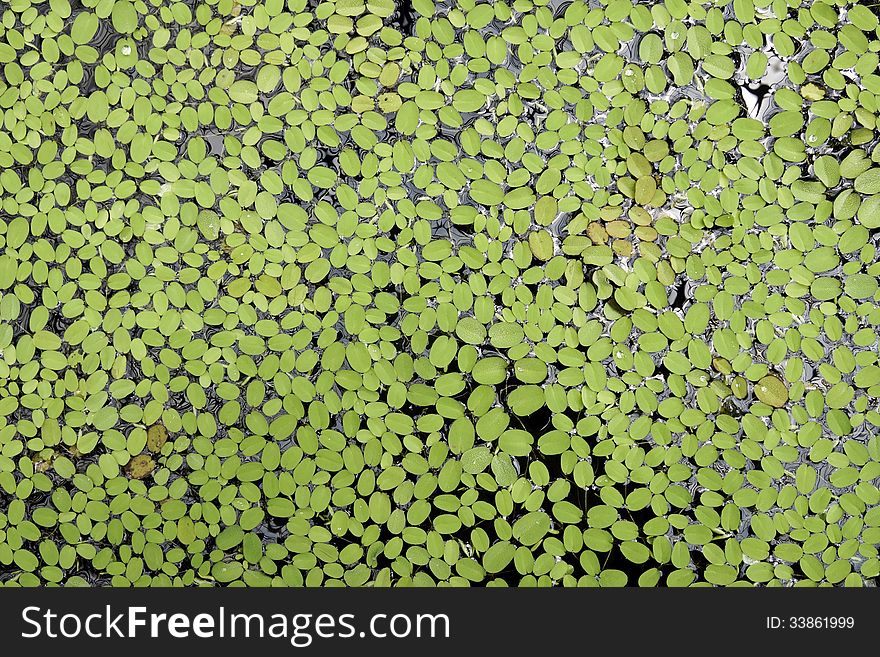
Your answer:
0;0;880;588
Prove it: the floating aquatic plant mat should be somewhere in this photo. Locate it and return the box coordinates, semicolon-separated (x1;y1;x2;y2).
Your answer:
1;0;880;587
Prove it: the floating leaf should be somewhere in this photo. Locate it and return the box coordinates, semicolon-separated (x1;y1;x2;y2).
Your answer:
125;455;155;480
755;376;789;408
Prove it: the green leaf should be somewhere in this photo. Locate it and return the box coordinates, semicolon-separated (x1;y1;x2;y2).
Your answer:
483;541;516;574
512;512;551;546
111;0;138;33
